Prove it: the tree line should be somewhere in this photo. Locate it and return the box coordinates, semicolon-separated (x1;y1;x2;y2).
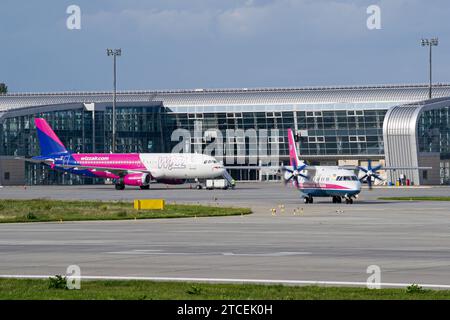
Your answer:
0;83;7;94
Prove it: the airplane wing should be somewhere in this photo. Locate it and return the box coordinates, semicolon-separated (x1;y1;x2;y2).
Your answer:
339;165;432;171
381;166;432;170
224;165;320;173
224;165;283;175
224;165;281;169
55;164;151;177
18;157;152;177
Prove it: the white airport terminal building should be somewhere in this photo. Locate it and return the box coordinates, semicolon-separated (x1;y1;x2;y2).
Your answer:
0;83;449;185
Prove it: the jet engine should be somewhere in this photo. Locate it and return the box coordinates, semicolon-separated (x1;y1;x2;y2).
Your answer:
121;173;151;186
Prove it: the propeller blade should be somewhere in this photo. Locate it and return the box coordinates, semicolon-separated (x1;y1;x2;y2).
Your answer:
357;166;369;173
283;174;293;186
293;176;299;189
373;174;383;181
358;160;383;188
367;176;373;190
282;167;293;173
372;164;382;172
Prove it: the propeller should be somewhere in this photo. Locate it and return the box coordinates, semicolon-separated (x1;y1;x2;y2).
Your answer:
282;163;308;188
357;160;383;190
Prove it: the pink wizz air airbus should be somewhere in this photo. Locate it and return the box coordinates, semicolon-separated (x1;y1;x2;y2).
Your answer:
31;118;226;190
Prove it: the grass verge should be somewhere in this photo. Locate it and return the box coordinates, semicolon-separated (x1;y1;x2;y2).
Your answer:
0;199;251;223
0;278;449;300
378;197;450;201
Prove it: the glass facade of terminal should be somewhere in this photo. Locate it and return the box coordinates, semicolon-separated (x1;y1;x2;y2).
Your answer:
417;106;450;157
1;101;449;184
171;109;387;158
0;103;387;184
417;106;450;184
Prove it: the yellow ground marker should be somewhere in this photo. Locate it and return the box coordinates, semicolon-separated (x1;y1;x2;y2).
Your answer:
134;199;165;210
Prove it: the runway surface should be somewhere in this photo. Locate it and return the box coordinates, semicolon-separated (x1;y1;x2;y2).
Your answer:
1;183;450;287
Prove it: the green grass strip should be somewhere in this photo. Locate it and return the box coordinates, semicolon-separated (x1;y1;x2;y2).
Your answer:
0;199;251;223
0;279;449;300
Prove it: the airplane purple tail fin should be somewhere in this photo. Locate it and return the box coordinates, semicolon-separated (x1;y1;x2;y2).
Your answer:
34;118;68;155
287;128;299;167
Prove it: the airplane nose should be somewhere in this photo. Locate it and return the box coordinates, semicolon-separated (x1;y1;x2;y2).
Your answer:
213;165;225;174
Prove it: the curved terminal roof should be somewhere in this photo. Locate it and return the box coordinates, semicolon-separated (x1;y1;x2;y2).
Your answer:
1;84;450;112
383;97;450;184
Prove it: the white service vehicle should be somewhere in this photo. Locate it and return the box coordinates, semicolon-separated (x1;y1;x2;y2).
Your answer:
206;179;229;190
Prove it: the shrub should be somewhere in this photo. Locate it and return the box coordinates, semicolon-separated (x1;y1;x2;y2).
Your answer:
48;275;67;289
187;285;202;295
406;284;425;293
26;212;37;220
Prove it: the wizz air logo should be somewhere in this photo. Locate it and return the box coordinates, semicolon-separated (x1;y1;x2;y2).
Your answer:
80;156;109;161
158;156;187;170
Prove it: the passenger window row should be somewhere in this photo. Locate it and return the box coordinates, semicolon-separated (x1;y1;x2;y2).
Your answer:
336;176;358;181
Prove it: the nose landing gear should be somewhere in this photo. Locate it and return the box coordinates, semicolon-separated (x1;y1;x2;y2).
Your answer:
344;194;354;204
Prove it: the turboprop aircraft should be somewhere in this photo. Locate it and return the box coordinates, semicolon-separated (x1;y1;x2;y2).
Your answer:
282;128;430;204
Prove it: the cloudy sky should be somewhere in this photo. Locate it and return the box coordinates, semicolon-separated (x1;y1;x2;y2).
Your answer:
0;0;448;92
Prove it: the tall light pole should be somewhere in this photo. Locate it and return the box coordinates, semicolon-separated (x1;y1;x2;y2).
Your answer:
106;48;122;153
421;38;438;99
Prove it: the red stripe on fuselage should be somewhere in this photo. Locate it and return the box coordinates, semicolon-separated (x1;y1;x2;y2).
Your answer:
298;182;352;190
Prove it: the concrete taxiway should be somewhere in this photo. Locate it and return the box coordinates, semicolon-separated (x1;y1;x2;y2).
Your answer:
0;183;450;287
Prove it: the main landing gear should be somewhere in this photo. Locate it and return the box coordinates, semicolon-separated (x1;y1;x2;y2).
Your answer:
114;184;150;190
194;178;203;190
332;196;342;204
332;196;354;204
304;195;313;204
115;183;125;190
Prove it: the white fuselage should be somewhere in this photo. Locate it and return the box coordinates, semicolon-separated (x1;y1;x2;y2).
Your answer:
139;153;225;180
294;166;361;197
